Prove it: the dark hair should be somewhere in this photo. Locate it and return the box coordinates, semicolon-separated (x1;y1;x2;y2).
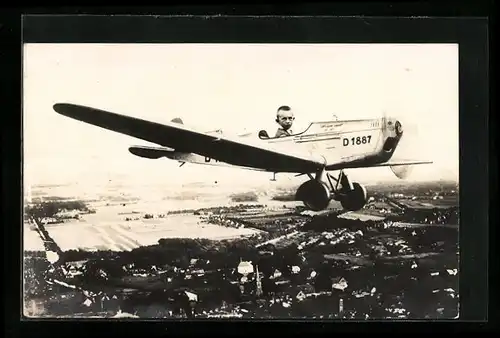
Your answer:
277;105;291;113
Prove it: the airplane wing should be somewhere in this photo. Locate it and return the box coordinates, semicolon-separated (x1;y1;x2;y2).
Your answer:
325;154;432;171
53;103;326;173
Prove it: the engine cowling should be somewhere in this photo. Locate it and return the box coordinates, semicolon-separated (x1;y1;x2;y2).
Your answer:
296;180;331;211
339;182;367;211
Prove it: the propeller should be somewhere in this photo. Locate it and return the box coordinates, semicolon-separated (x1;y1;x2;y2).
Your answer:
388;115;421;180
390;164;414;179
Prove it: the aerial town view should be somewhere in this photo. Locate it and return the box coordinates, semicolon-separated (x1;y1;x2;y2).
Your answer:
23;180;459;319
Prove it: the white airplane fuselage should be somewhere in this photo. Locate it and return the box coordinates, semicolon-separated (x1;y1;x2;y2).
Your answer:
165;116;403;173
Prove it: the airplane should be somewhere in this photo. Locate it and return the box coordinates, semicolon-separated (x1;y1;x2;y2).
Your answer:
52;103;432;212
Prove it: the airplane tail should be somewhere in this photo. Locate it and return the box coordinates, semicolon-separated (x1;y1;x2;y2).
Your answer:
129;145;176;159
128;118;184;159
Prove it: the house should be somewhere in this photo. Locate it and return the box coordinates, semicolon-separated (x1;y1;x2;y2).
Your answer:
331;277;348;291
237;261;254;275
297;283;315;294
296;283;315;301
192;268;205;276
273;276;291;286
307;270;317;280
270;269;282;279
296;291;307;301
258;250;274;257
185;291;198;302
66;263;86;278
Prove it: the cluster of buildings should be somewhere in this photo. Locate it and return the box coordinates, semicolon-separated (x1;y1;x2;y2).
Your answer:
51;244;354;318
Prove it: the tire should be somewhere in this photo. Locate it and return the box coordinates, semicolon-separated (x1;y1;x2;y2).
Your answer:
296;180;331;211
340;182;367;211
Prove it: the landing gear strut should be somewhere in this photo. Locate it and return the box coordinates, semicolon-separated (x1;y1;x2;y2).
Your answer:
326;170;367;211
296;169;368;212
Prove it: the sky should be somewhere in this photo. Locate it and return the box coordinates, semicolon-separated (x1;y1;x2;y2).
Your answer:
23;43;459;189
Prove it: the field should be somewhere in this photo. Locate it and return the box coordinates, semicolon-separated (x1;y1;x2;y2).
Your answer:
24;186;273;252
25;210;258;252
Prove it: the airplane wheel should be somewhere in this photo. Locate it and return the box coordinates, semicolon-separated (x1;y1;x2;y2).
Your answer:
340;182;367;212
296;180;331;211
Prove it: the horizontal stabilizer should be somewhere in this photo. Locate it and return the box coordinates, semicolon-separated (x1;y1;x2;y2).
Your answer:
372;159;433;168
381;160;432;179
128;145;176;159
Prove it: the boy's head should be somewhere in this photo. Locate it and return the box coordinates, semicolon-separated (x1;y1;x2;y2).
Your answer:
276;106;294;131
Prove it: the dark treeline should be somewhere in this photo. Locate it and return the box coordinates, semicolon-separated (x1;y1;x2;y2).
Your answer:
60;237;266;272
25;200;92;219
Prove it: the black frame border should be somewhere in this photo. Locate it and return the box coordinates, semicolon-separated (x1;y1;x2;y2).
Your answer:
2;4;493;336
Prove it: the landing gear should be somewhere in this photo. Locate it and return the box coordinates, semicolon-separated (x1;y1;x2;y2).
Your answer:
296;179;331;211
326;171;368;211
296;169;368;212
337;182;367;211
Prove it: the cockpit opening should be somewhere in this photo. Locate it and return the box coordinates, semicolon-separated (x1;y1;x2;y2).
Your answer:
258;129;297;140
258;130;270;139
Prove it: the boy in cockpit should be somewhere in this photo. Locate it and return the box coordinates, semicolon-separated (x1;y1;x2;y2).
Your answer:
275;105;294;138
